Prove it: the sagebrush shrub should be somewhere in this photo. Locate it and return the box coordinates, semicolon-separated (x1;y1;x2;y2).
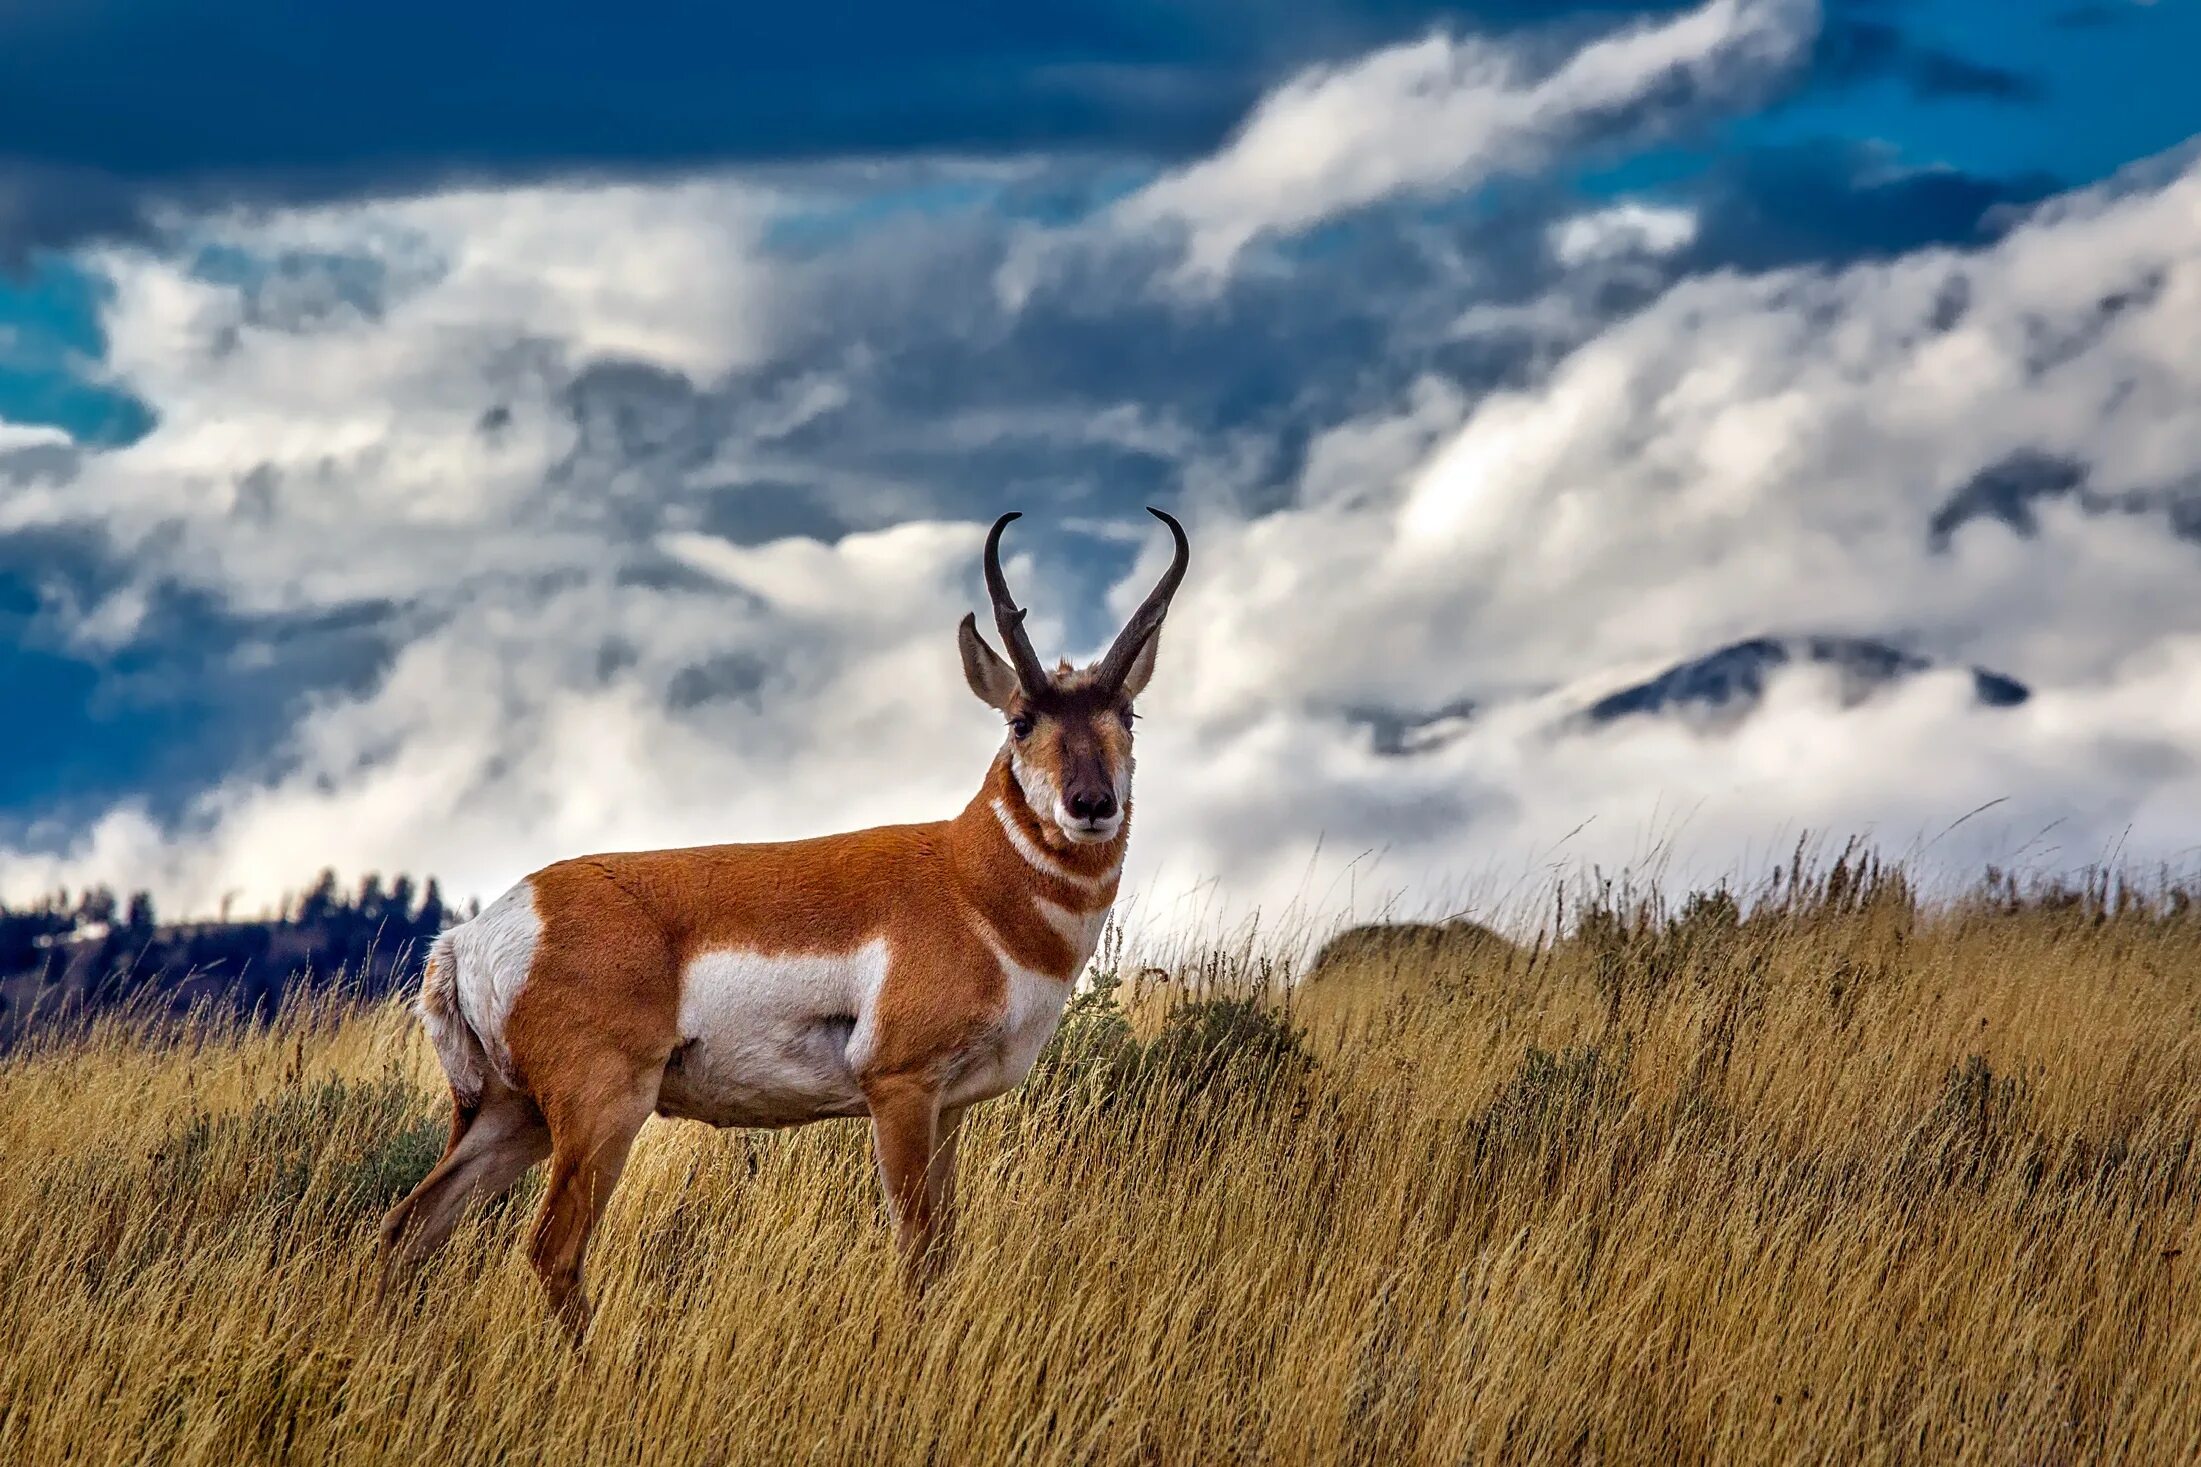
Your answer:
1031;974;1313;1113
157;1074;444;1226
1474;1045;1629;1163
1143;993;1312;1102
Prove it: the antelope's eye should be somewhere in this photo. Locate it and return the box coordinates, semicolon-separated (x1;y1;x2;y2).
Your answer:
1010;713;1035;740
1118;705;1137;729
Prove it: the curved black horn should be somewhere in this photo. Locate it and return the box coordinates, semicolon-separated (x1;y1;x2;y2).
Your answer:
983;512;1051;693
1096;507;1190;691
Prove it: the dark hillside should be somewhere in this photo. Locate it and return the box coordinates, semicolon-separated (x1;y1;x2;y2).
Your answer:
0;869;462;1046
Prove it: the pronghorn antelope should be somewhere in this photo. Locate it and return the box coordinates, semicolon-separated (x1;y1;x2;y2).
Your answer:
378;509;1188;1331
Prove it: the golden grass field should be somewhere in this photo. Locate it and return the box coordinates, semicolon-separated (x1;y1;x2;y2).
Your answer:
2;859;2197;1465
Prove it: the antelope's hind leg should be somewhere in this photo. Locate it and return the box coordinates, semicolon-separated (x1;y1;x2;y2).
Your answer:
495;865;685;1338
378;1082;550;1294
526;1059;662;1339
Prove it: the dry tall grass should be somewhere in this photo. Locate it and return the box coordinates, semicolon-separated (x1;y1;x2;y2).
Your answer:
3;862;2197;1464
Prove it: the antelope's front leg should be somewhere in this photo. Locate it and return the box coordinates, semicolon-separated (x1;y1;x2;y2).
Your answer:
865;1077;952;1290
929;1106;967;1266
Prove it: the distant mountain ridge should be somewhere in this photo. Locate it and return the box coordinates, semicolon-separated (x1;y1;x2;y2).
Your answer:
1583;636;2030;725
1351;634;2031;757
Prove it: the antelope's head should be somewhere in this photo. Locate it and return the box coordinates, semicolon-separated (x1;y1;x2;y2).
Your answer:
959;508;1190;848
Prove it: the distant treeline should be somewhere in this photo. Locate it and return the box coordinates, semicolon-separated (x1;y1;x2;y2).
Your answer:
0;871;474;1047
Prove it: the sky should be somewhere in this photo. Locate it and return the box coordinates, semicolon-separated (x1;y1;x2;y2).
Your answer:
3;0;2200;936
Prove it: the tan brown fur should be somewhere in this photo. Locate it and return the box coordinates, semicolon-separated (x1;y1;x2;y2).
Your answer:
503;750;1124;1086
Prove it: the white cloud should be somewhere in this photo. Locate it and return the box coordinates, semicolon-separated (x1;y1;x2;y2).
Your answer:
1548;202;1699;267
5;130;2201;946
1114;0;1813;283
0;421;71;452
0;518;1006;917
1124;148;2201;925
0;180;791;646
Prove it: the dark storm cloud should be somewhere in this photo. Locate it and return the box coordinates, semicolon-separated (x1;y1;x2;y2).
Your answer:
0;1;2086;263
520;136;2054;576
532;167;1599;570
0;0;1695;253
1928;452;2086;548
1814;18;2044;103
1683;141;2059;269
0;165;153;266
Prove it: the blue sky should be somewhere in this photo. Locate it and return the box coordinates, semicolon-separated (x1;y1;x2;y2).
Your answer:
3;0;2199;920
1751;0;2201;178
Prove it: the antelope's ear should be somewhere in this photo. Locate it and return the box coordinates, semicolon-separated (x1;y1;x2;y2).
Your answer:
1118;627;1162;700
959;613;1020;709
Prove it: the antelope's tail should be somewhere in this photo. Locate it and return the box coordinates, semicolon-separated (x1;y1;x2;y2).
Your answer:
416;928;489;1109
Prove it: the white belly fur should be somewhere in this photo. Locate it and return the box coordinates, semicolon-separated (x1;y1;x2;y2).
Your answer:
656;936;1079;1126
659;940;890;1128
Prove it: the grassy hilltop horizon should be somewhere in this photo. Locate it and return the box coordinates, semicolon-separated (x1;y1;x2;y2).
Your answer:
1;856;2196;1464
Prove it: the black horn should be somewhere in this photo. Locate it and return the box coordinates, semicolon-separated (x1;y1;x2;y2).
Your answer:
1096;507;1190;691
983;512;1052;693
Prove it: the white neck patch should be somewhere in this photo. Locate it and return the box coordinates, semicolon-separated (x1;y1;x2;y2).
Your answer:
990;797;1120;891
1033;893;1111;974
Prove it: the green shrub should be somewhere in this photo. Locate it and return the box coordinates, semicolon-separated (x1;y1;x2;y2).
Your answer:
1032;972;1142;1096
1144;994;1312;1101
157;1074;445;1226
1473;1045;1628;1160
1031;975;1314;1112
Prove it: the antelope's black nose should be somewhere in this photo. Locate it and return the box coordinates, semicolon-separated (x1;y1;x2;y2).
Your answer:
1067;790;1117;822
